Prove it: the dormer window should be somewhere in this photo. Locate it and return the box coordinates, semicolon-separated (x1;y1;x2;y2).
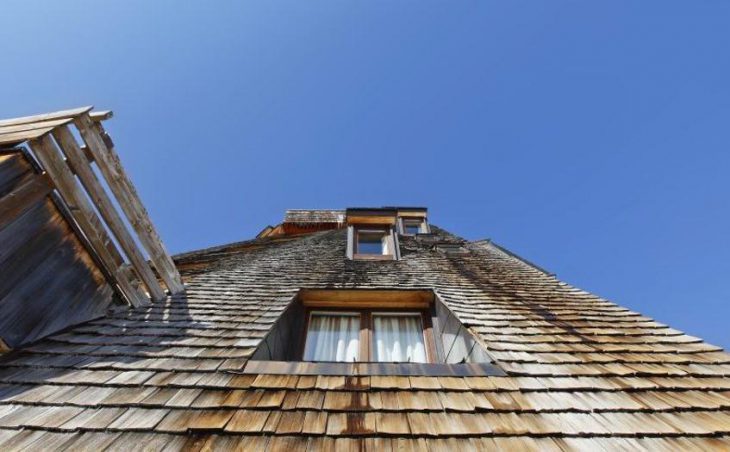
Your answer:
401;218;426;235
246;289;506;377
302;310;429;363
345;208;400;260
355;228;393;257
395;209;429;236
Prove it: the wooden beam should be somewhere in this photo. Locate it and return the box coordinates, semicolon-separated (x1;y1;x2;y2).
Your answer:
0;106;93;127
0;118;74;135
0;127;57;147
53;126;166;301
89;111;113;122
346;215;397;225
397;210;427;218
299;289;433;309
28;135;148;307
74;115;184;294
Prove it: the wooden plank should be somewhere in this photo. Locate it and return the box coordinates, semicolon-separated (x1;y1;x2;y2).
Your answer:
0;127;56;147
53;126;166;301
397;210;427;218
0;153;33;195
0;118;73;135
0;106;92;127
0;202;51;266
74;115;184;294
89;111;113;121
299;289;433;309
346;215;397;225
28;134;148;307
0;173;52;230
303;299;429;309
0;223;112;347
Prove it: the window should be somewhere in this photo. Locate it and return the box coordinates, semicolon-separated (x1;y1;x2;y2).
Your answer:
350;226;396;260
302;312;360;362
302;309;431;363
246;289;506;376
400;218;427;236
357;230;389;255
372;313;427;363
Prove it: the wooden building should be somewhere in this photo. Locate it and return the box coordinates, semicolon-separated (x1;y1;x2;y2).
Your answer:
0;108;729;449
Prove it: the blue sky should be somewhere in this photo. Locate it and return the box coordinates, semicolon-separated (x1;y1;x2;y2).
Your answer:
2;1;729;348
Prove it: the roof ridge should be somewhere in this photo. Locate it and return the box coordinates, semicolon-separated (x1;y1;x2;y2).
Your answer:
470;238;556;277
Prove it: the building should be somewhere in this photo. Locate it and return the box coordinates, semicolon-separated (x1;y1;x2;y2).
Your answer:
0;108;730;450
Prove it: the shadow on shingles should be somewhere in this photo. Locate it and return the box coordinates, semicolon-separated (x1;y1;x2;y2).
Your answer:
0;288;205;400
442;253;598;346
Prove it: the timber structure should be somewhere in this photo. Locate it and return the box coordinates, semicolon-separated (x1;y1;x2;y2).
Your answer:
0;107;183;309
0;109;728;450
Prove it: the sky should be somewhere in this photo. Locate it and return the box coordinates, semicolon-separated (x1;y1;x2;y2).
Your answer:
1;1;729;349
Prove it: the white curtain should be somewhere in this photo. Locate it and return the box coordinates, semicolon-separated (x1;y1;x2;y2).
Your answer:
303;314;360;362
380;235;389;255
373;315;427;363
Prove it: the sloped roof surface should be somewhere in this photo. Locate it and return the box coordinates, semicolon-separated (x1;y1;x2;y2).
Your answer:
283;209;345;224
0;226;729;449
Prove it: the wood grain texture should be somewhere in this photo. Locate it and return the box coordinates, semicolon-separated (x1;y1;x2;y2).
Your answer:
28;136;147;307
0;151;116;348
74;116;183;294
53;126;165;301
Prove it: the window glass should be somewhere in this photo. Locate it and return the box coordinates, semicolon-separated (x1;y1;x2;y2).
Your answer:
372;314;427;363
357;231;388;255
402;219;424;235
303;313;360;362
404;224;420;235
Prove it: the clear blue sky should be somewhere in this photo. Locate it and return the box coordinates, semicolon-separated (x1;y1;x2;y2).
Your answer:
2;1;729;349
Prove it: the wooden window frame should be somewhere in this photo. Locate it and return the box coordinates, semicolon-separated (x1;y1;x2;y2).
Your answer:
399;217;428;236
301;307;437;363
353;226;395;261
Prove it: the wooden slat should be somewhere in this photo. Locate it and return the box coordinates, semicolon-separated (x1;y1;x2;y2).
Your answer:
0;127;57;147
0;118;73;135
347;215;397;225
53;126;166;301
74;115;184;294
0;106;92;127
89;111;113;122
0;173;53;230
0;153;33;195
28;134;148;307
299;289;433;308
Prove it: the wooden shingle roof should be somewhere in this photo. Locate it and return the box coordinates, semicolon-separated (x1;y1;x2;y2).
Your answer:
0;226;729;449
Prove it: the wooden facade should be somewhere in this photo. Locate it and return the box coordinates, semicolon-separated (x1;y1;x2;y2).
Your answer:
0;151;114;349
0;107;184;350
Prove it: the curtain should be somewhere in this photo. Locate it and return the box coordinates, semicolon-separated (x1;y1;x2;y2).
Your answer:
303;314;360;362
373;315;427;363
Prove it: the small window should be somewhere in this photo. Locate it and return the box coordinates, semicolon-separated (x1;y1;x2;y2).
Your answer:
350;227;396;260
357;230;389;255
302;309;432;363
400;218;427;236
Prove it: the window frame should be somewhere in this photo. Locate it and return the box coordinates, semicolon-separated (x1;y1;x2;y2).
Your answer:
399;217;428;236
352;226;396;260
300;307;436;363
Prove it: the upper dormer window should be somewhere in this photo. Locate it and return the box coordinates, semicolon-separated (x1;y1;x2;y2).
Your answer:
346;208;400;260
356;228;392;256
401;218;426;235
351;226;396;260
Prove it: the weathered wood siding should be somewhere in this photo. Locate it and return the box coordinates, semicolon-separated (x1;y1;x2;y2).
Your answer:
0;151;115;349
